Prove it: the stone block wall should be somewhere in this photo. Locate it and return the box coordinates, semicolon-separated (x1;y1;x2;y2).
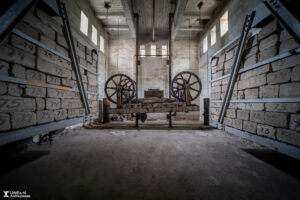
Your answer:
0;8;99;132
210;20;300;147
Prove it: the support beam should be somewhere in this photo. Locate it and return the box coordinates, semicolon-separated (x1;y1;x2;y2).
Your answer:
168;13;173;128
183;12;211;19
172;0;188;40
218;11;256;123
135;14;139;128
104;25;129;31
104;25;202;32
121;0;136;38
96;11;124;19
178;26;204;31
0;115;97;146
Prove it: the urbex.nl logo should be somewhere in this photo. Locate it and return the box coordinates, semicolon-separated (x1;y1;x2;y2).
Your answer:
3;191;9;198
3;190;31;198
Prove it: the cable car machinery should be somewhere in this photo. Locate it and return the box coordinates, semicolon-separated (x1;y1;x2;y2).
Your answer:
104;14;202;128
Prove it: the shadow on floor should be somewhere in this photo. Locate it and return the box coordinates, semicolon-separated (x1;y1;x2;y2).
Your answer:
1;147;49;176
242;148;300;180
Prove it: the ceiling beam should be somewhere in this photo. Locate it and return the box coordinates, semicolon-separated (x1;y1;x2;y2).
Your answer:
104;25;203;32
104;25;129;31
178;26;204;31
96;12;125;19
183;12;211;20
172;0;188;40
120;0;136;38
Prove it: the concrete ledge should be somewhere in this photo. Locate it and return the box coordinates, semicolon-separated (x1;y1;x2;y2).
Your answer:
210;122;300;160
0;115;97;146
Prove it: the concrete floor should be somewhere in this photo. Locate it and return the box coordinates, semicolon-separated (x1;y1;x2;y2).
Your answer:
1;126;300;200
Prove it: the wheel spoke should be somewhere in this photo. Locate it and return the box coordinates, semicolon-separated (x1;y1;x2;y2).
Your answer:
122;80;130;87
180;74;184;81
109;91;116;98
187;74;192;83
111;79;117;86
190;80;199;86
190;87;199;92
175;81;184;86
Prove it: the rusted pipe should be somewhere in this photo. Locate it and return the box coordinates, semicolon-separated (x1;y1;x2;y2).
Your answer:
152;0;155;42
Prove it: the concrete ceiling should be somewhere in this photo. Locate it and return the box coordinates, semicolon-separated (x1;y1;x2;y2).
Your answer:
88;0;223;40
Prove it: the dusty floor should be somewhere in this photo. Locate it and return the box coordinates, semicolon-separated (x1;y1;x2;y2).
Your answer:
1;126;300;200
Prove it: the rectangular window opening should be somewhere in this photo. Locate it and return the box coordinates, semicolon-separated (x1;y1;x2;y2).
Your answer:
161;45;167;58
151;45;156;57
80;11;88;36
203;36;208;53
100;36;105;53
140;45;145;57
92;25;97;45
220;11;228;37
210;26;216;45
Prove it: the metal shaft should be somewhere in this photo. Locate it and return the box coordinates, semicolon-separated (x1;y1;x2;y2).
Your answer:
135;13;139;128
168;13;173;128
218;11;255;124
57;0;90;115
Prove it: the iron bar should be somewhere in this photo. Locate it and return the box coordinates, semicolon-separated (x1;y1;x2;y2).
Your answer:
218;11;256;124
57;0;90;115
152;0;155;42
210;47;300;83
135;54;171;57
135;13;139;128
168;13;174;128
12;29;98;75
0;115;97;146
0;75;98;95
211;97;300;103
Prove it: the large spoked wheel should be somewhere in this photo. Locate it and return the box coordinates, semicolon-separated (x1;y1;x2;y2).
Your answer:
105;74;136;104
171;71;202;101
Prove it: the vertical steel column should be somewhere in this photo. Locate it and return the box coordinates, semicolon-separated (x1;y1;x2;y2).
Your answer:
98;100;103;123
152;0;155;42
135;13;139;128
203;98;210;125
168;13;173;128
57;0;90;115
169;13;173;100
218;11;255;124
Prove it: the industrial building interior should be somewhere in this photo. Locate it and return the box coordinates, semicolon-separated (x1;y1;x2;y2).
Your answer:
0;0;300;199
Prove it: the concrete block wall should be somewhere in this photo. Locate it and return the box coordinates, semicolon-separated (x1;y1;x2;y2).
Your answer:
198;0;261;123
210;20;300;147
0;7;100;132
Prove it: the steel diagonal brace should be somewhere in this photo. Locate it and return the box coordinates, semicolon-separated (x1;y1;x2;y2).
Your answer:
218;11;256;124
57;0;90;116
